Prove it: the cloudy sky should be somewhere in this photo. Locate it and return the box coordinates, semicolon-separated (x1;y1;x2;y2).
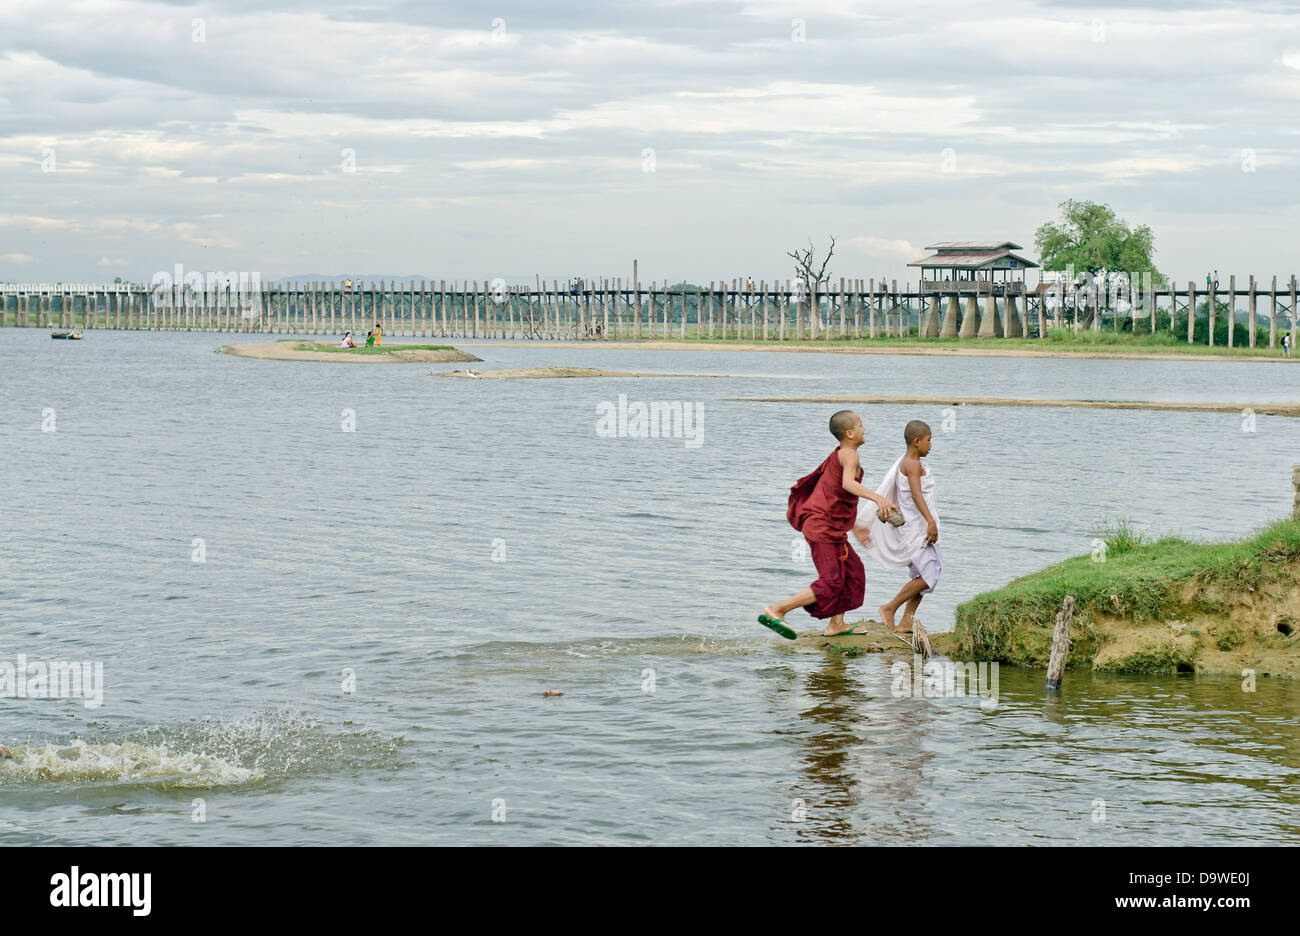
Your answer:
2;0;1298;285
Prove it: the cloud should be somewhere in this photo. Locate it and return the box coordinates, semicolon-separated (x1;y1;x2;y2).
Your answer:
1;0;1298;281
0;252;33;263
843;236;922;260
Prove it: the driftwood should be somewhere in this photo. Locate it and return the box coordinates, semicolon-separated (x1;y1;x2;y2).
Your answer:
912;619;933;659
1045;595;1074;691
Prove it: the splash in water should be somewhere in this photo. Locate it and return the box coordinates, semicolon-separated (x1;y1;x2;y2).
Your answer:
0;708;405;790
0;738;260;787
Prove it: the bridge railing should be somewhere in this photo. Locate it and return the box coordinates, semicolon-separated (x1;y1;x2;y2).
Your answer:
918;281;1026;296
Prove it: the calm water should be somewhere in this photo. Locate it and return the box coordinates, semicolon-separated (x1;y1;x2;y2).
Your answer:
1;330;1297;845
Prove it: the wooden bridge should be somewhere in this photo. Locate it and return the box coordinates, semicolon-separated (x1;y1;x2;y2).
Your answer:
1;275;1296;349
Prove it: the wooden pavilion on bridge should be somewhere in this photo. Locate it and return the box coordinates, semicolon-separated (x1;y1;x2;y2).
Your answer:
908;241;1039;296
906;241;1040;338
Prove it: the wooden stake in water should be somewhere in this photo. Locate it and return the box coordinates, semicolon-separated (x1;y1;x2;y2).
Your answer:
1045;595;1074;692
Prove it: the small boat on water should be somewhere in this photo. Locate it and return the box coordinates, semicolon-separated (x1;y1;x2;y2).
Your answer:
49;327;84;340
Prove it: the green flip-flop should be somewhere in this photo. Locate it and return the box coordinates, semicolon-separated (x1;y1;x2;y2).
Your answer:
825;623;869;637
758;613;797;640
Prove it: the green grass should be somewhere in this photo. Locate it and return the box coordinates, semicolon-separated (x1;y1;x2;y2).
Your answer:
1041;325;1182;347
284;341;456;354
953;518;1300;665
1092;518;1148;556
1215;622;1246;652
825;643;870;658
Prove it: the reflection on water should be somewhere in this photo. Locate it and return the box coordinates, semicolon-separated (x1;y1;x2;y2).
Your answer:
763;650;1298;845
790;656;940;844
795;658;866;842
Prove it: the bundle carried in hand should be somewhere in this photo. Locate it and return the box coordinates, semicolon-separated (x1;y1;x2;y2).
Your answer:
876;505;905;527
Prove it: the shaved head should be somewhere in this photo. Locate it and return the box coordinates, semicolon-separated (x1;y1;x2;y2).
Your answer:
830;410;858;441
904;420;931;445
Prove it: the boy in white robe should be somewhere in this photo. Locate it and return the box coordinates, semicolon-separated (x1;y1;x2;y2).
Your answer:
854;420;941;637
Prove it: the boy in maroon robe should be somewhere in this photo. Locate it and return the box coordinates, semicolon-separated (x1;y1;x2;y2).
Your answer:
759;410;897;639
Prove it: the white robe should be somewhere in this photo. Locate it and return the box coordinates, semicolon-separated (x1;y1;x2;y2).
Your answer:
858;456;938;570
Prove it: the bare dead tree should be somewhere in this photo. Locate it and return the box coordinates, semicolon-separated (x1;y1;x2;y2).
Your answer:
787;235;836;336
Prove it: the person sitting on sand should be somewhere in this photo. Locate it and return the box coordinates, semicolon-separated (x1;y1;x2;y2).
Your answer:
856;420;941;646
339;331;356;349
365;329;375;347
759;410;897;639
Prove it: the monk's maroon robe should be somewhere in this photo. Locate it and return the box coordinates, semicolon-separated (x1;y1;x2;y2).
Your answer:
787;449;866;619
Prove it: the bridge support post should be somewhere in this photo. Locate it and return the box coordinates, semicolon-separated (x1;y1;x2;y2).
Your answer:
921;296;940;338
978;294;997;338
1249;275;1257;348
940;295;959;338
1005;295;1023;338
959;295;978;338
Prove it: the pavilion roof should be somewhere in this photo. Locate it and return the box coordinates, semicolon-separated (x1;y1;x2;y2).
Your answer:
924;241;1023;251
907;249;1039;270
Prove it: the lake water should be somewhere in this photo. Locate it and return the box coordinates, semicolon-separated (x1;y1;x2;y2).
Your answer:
1;330;1297;844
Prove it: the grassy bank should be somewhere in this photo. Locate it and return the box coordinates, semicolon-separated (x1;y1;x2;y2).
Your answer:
953;518;1300;676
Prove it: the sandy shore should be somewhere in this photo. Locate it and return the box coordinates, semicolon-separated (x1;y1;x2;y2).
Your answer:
728;394;1300;418
433;366;732;379
222;342;482;363
459;339;1292;363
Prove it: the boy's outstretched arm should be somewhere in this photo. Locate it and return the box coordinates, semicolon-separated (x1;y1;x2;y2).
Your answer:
903;460;938;543
839;448;896;513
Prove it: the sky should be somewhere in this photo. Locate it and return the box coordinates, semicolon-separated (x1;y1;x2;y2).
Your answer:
1;0;1299;286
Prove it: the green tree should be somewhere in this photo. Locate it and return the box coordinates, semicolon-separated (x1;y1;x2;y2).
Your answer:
1034;200;1164;286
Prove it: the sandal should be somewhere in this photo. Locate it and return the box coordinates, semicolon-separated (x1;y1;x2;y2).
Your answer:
758;613;797;640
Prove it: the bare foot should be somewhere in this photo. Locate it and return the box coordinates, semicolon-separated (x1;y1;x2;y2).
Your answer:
879;605;913;634
897;613;915;635
762;605;785;622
